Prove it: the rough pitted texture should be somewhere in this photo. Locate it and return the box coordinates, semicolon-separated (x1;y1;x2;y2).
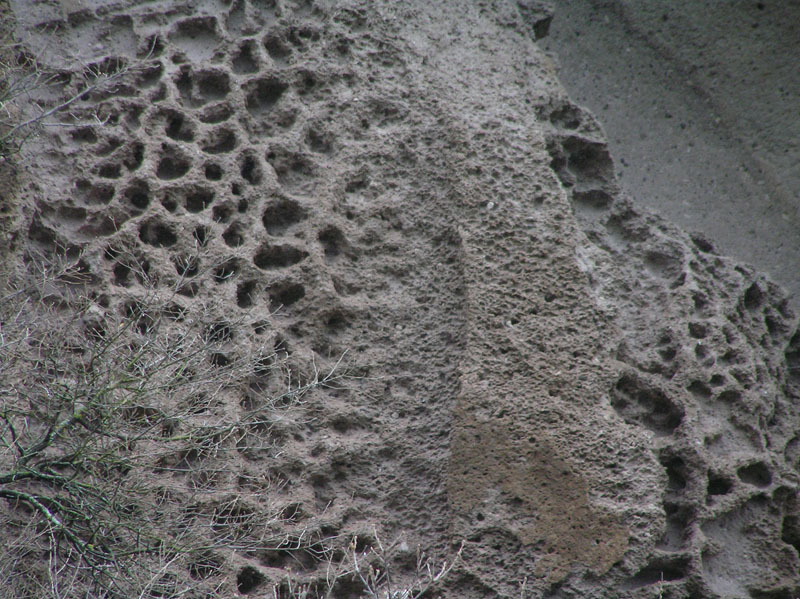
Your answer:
4;0;800;597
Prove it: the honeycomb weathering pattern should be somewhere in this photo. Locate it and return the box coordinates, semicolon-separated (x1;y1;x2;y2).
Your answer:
6;0;800;597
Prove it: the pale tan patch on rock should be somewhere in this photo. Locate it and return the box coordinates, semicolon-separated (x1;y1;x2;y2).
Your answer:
449;406;629;583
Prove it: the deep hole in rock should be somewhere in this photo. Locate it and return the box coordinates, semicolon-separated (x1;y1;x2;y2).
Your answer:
97;162;121;179
204;163;223;180
113;262;131;287
57;205;86;223
707;473;733;496
562;135;613;182
717;389;742;403
213;259;239;283
688;322;708;338
691;232;715;253
196;69;229;100
241;154;262;184
325;312;347;332
161;195;177;212
611;373;683;435
280;502;306;523
687;380;712;399
782;515;800;555
709;374;726;386
202;127;236;154
162;303;186;321
223;222;245;247
164;111;194;141
173;254;199;277
264;34;291;62
76;179;115;204
737;462;772;487
185;188;214;212
233;41;259;74
139;218;177;247
103;245;120;261
71;127;97;143
693;292;708;311
188;551;221;580
193;225;210;246
88;55;127;77
626;557;690;588
170;16;220;63
200;102;233;124
213;203;233;223
236;565;265;594
124;142;145;170
178;282;199;297
318;226;347;261
296;70;317;96
268;282;305;311
658;345;677;362
156;154;191;180
785;329;800;382
170;70;191;101
150;82;167;102
244;77;287;114
743;282;764;310
124;181;149;209
253;243;308;269
765;312;784;336
659;502;692;551
268;149;314;188
306;127;333;154
137;59;164;86
548;104;582;129
237;280;256;308
260;538;327;571
262;197;306;235
659;454;687;492
211;352;230;367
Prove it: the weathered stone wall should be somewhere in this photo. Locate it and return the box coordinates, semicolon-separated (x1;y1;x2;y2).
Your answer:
5;0;799;597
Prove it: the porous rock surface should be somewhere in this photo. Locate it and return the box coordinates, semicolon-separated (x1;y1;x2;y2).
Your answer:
5;0;800;597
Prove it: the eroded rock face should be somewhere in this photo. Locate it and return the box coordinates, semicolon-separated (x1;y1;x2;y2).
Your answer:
5;0;799;597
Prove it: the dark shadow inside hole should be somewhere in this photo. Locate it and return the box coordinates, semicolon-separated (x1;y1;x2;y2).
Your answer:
193;225;210;246
204;163;223;180
241;154;261;184
737;462;772;488
268;282;305;311
185;188;214;213
236;566;265;594
157;155;190;180
139;219;177;247
707;474;733;496
237;280;256;308
254;244;307;269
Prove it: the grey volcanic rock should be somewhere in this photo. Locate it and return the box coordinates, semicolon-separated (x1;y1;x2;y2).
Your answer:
4;0;799;597
542;0;800;308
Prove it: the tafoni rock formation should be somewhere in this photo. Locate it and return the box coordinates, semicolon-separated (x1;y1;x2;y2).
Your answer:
2;1;799;597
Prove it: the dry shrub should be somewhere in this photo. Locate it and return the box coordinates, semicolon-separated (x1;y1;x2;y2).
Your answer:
0;251;343;598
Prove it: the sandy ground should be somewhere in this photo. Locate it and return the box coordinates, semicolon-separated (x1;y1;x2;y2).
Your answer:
541;0;800;309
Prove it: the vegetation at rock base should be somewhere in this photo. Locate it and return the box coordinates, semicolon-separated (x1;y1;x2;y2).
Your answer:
0;250;460;598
